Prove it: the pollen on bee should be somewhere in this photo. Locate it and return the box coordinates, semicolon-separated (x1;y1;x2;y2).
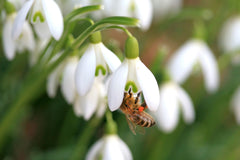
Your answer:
138;106;144;112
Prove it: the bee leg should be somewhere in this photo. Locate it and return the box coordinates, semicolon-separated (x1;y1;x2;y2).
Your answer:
128;88;132;97
135;92;141;104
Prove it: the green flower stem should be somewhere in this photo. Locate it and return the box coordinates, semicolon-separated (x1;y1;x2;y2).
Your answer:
105;110;117;135
70;117;103;160
103;26;133;37
64;5;103;23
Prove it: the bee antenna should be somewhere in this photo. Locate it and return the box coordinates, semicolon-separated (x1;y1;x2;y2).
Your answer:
135;92;141;104
128;88;132;97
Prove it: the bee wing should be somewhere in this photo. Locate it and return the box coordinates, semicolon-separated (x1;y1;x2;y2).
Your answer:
126;115;146;135
125;115;137;135
136;125;145;135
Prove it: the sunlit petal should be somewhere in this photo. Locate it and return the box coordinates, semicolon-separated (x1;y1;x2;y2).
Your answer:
100;43;121;72
108;61;128;111
42;0;63;40
135;59;159;111
75;45;96;96
12;0;34;40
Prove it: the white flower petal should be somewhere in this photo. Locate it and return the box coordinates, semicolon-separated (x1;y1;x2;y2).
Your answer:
231;87;240;124
86;138;104;160
75;45;96;96
12;0;34;40
118;137;133;160
199;45;219;93
20;21;35;51
47;64;64;98
176;85;195;124
136;59;160;111
157;83;179;132
167;40;199;83
61;58;78;104
103;0;131;16
82;84;100;121
73;96;84;117
108;61;128;111
33;21;51;40
100;43;121;72
3;15;16;60
152;0;182;20
133;0;153;30
103;136;125;160
42;0;63;40
219;16;240;52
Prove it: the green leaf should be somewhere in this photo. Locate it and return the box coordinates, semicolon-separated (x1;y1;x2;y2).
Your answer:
65;5;103;23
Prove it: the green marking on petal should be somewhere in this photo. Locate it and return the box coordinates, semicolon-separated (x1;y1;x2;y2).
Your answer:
33;11;45;23
95;65;106;76
125;81;138;93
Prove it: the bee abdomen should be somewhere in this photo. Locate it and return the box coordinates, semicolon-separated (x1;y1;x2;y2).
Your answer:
135;115;155;128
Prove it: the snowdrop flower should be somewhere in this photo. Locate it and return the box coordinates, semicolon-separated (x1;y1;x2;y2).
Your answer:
103;0;153;30
3;13;35;60
75;32;121;96
231;86;240;124
219;16;240;53
108;36;160;112
74;76;107;120
12;0;64;40
156;81;195;133
167;39;220;93
151;0;182;20
86;135;133;160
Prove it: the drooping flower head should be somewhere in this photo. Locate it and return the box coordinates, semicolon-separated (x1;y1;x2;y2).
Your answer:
155;81;195;133
75;31;121;96
3;2;35;60
86;135;133;160
12;0;64;40
167;39;220;93
108;36;160;112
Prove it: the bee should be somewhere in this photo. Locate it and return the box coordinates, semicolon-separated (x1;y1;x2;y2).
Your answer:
120;88;155;135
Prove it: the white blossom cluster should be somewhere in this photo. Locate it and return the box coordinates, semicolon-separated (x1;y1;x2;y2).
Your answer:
2;0;240;159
